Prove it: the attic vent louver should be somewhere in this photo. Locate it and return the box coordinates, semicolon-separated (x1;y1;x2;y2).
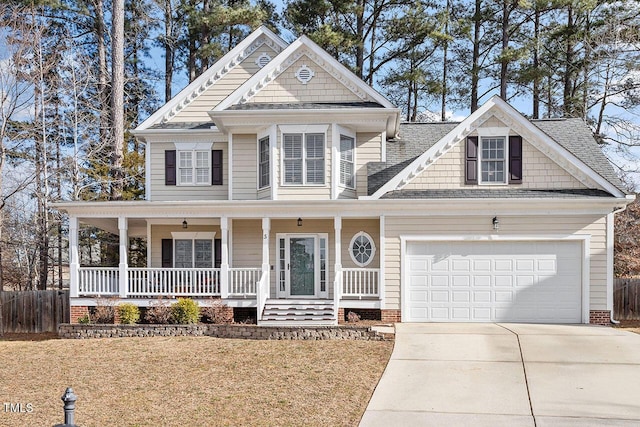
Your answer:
295;64;314;84
255;52;271;68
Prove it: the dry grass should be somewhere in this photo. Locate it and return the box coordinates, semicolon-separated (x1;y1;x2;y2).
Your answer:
0;335;393;427
616;319;640;334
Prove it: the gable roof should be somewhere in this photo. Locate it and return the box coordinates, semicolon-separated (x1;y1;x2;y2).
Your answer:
366;96;627;199
136;26;287;131
210;35;399;136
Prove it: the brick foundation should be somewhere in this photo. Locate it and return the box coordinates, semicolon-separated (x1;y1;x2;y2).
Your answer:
70;306;89;323
381;309;401;322
589;310;611;326
337;308;345;324
342;308;381;322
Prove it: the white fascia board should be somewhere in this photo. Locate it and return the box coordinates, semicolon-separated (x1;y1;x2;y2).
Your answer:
370;95;626;199
53;196;626;219
136;26;287;131
213;36;399;126
210;108;397;135
132;127;220;137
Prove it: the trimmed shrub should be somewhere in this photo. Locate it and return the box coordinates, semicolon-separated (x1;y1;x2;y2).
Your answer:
144;298;172;324
201;298;233;324
91;297;118;323
171;298;200;324
118;303;140;324
77;314;91;324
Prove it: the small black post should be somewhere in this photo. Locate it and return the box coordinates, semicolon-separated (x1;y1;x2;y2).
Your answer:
53;387;77;427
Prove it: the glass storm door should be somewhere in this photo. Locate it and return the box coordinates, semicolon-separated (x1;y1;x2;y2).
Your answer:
289;237;316;296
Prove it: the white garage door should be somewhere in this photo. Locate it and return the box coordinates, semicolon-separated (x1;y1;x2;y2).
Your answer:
405;240;583;323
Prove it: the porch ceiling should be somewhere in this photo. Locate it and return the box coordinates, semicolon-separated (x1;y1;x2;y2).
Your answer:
79;218;148;238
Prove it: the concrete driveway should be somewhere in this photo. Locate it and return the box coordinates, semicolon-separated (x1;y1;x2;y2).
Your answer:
360;323;640;427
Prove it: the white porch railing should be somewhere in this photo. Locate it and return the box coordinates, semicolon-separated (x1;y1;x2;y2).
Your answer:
229;268;261;296
128;268;221;296
78;267;120;296
342;268;379;298
256;271;269;324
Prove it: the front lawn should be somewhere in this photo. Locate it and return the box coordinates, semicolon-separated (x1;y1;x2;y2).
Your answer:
0;335;393;426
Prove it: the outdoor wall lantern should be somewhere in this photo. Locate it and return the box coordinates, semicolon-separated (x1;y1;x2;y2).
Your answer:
492;216;499;231
297;217;303;227
182;219;188;229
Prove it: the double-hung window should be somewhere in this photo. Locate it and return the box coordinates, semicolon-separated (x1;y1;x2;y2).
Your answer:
178;150;210;185
283;132;325;185
339;134;355;188
258;136;270;188
174;239;213;268
480;137;506;184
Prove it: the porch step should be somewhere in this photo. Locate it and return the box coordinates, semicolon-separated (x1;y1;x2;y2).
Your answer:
260;299;336;325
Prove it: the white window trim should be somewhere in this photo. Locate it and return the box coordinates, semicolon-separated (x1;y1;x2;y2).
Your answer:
176;149;211;186
349;231;376;267
170;232;217;268
338;129;356;190
257;129;271;190
476;127;509;186
280;125;328;187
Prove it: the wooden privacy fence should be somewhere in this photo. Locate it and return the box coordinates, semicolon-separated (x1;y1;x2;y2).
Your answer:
614;278;640;320
1;290;69;333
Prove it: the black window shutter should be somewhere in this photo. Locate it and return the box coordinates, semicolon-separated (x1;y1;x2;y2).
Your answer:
465;136;478;184
212;150;223;185
509;136;523;184
165;150;176;186
161;239;173;268
214;238;222;268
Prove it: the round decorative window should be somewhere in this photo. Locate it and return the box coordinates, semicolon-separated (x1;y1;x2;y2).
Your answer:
350;231;376;267
255;52;271;68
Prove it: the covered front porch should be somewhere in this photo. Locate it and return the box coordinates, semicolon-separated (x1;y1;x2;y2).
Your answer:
66;212;383;325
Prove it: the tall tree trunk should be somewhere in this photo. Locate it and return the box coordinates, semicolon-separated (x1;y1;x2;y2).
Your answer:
441;0;451;121
94;0;110;197
164;0;174;102
471;0;482;112
355;0;365;79
532;5;540;119
111;0;125;200
500;0;510;99
563;5;575;116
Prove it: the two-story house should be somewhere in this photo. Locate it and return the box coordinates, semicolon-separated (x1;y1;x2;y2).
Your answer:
56;26;634;325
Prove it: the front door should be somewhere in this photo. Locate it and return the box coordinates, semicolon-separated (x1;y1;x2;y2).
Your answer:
289;237;316;296
277;234;328;298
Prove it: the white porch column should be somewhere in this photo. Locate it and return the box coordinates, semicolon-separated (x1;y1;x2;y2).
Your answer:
221;216;229;299
262;217;270;274
334;217;342;311
379;215;386;308
69;216;80;298
118;216;128;298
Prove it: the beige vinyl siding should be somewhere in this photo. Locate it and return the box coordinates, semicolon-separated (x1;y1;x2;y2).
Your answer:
258;188;271;200
277;125;332;200
355;132;382;197
249;55;369;103
341;219;380;269
168;45;278;123
383;215;608;311
230;219;262;268
149;141;228;201
150;224;220;268
232;134;258;200
403;135;588;191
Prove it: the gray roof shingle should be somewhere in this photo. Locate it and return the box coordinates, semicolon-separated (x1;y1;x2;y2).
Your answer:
368;119;626;196
381;189;615;199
